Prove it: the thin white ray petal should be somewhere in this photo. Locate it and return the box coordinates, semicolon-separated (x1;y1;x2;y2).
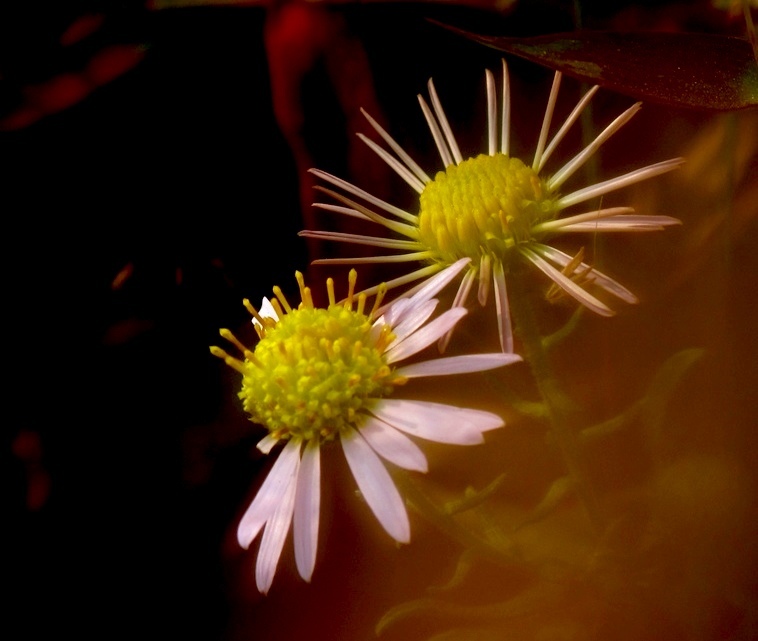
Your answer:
361;108;432;184
359;264;445;302
454;266;477;308
299;230;424;250
533;71;562;170
404;257;471;309
538;85;599;171
531;207;635;234
486;69;497;156
257;434;279;454
548;102;641;191
557;158;684;209
309;168;419;222
428;78;463;164
315;186;419;238
388;298;439;347
532;244;638;303
312;202;371;221
376;257;469;321
384;308;468;363
555;218;681;232
438;266;477;353
418;94;453;168
357;133;426;193
519;246;614;316
358;416;428;473
501;59;511;156
293;439;321;583
312;252;433;265
237;438;301;549
341;428;410;543
254;441;301;594
478;254;491;306
370;399;504;444
395;353;521;378
493;260;514;353
380;297;411;327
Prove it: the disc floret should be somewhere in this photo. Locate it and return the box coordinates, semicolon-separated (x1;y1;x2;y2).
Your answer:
419;153;559;265
211;270;400;444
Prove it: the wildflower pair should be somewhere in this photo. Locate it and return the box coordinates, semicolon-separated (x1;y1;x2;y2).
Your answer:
212;60;681;593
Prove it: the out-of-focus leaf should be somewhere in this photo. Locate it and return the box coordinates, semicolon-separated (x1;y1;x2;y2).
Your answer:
435;25;758;111
445;474;507;515
580;348;705;442
376;582;568;636
515;475;574;530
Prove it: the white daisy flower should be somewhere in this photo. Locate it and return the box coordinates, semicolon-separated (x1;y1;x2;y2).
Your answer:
302;61;684;353
210;259;520;594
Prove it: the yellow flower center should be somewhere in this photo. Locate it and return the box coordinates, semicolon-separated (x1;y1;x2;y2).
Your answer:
418;153;559;265
240;305;396;442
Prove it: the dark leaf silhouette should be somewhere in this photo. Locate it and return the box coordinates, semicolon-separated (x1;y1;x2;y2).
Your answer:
435;25;758;111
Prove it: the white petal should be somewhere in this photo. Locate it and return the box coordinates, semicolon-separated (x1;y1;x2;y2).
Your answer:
299;230;423;250
384;308;468;363
548;102;641;191
451;264;477;310
387;298;439;346
395;353;521;378
478;253;491;306
312;202;370;221
370;399;504;444
351;263;445;303
493;260;514;353
341;428;410;543
309;167;419;222
533;244;638;304
419;94;453;168
237;438;301;549
554;216;681;232
404;257;471;310
557;158;684;209
438;267;477;353
257;434;279;454
314;186;418;238
358;416;428;472
519;246;615;316
255;442;301;594
360;107;431;185
252;297;279;329
533;71;562;171
428;77;463;165
486;68;497;156
500;59;511;156
293;439;321;583
310;252;432;265
538;85;598;171
380;297;411;327
358;132;426;194
531;207;636;234
373;258;471;319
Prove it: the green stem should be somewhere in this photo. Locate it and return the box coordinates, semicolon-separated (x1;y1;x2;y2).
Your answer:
508;271;604;532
